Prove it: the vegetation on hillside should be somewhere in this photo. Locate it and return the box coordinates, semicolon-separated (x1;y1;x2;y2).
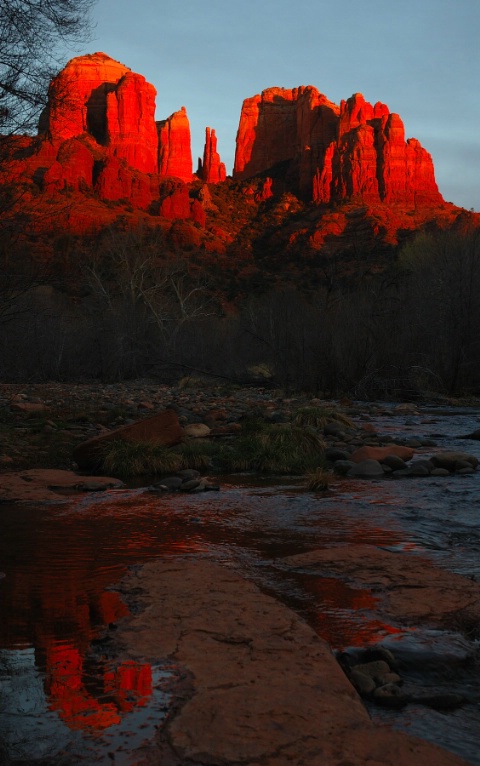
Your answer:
0;189;479;398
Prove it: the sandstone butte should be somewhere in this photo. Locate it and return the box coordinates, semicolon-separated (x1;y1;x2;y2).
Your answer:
3;51;477;245
233;86;443;207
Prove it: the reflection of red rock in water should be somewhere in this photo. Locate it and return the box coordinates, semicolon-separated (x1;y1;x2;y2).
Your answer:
104;661;153;712
38;589;154;730
301;575;401;649
45;643;152;731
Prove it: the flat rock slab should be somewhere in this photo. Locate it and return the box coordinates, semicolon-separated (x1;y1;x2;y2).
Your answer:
0;468;123;503
116;559;469;766
282;544;480;625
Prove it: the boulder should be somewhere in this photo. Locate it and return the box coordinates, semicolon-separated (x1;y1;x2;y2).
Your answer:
333;459;355;475
408;459;434;476
73;409;183;469
380;454;407;471
430;451;479;472
349;459;385;478
350;445;414;464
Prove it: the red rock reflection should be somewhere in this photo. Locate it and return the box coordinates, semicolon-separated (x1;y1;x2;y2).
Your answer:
45;643;152;731
298;575;401;649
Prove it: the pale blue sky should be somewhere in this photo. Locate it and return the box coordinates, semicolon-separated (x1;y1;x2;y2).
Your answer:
77;0;479;209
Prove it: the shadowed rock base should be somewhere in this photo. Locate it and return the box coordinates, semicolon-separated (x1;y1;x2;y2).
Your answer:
116;559;469;766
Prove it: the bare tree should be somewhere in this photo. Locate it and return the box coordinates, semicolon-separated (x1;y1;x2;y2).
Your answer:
0;0;95;135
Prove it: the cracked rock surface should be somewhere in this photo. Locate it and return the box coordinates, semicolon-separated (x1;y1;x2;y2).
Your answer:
115;558;470;766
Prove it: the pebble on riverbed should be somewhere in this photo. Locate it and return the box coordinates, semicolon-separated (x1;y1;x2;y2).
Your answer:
337;647;467;711
333;449;479;479
147;469;220;493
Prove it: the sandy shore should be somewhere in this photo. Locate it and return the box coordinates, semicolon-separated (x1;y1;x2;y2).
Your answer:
112;555;475;766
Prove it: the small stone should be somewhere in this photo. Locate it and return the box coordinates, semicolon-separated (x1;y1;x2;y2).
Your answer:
350;670;376;696
431;451;479;471
349;459;385;478
381;455;407;471
381;672;402;685
183;423;211;438
333;460;355;475
326;447;351;462
430;468;450;476
412;692;465;710
408;461;432;476
180;479;202;492
362;647;398;669
352;660;391;678
373;683;410;707
154;476;183;490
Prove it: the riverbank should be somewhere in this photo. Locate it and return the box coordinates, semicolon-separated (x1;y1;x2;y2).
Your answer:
1;380;479;764
111;555;476;766
0;377;477;474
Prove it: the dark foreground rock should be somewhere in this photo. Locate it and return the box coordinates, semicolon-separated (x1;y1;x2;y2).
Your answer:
114;559;470;766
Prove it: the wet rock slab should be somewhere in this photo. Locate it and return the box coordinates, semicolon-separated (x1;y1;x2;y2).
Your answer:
281;544;480;625
115;559;469;766
0;468;124;503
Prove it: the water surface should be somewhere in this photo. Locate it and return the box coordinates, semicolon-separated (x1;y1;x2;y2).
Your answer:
1;405;479;764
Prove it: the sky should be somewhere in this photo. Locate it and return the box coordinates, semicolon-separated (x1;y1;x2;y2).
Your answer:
73;0;479;210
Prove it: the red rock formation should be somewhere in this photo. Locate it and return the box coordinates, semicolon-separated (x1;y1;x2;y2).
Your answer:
40;52;131;141
43;138;94;192
4;51;454;242
157;107;193;182
95;156;155;209
234;87;443;207
234;87;299;179
198;127;226;183
254;177;274;202
105;70;158;174
159;180;192;220
37;52;158;202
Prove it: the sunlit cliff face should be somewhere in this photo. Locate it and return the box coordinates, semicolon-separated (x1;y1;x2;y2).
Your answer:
4;51;453;241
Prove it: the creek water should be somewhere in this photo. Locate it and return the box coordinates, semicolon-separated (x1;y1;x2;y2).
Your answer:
0;405;479;765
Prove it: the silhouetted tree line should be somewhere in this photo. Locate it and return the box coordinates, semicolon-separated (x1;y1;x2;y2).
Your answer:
1;225;479;398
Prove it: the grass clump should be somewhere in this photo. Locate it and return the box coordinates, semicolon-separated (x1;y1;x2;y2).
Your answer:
292;406;354;430
306;467;331;491
224;420;326;475
175;439;222;471
100;440;182;477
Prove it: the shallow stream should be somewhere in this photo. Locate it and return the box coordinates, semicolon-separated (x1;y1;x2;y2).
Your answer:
0;404;479;764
